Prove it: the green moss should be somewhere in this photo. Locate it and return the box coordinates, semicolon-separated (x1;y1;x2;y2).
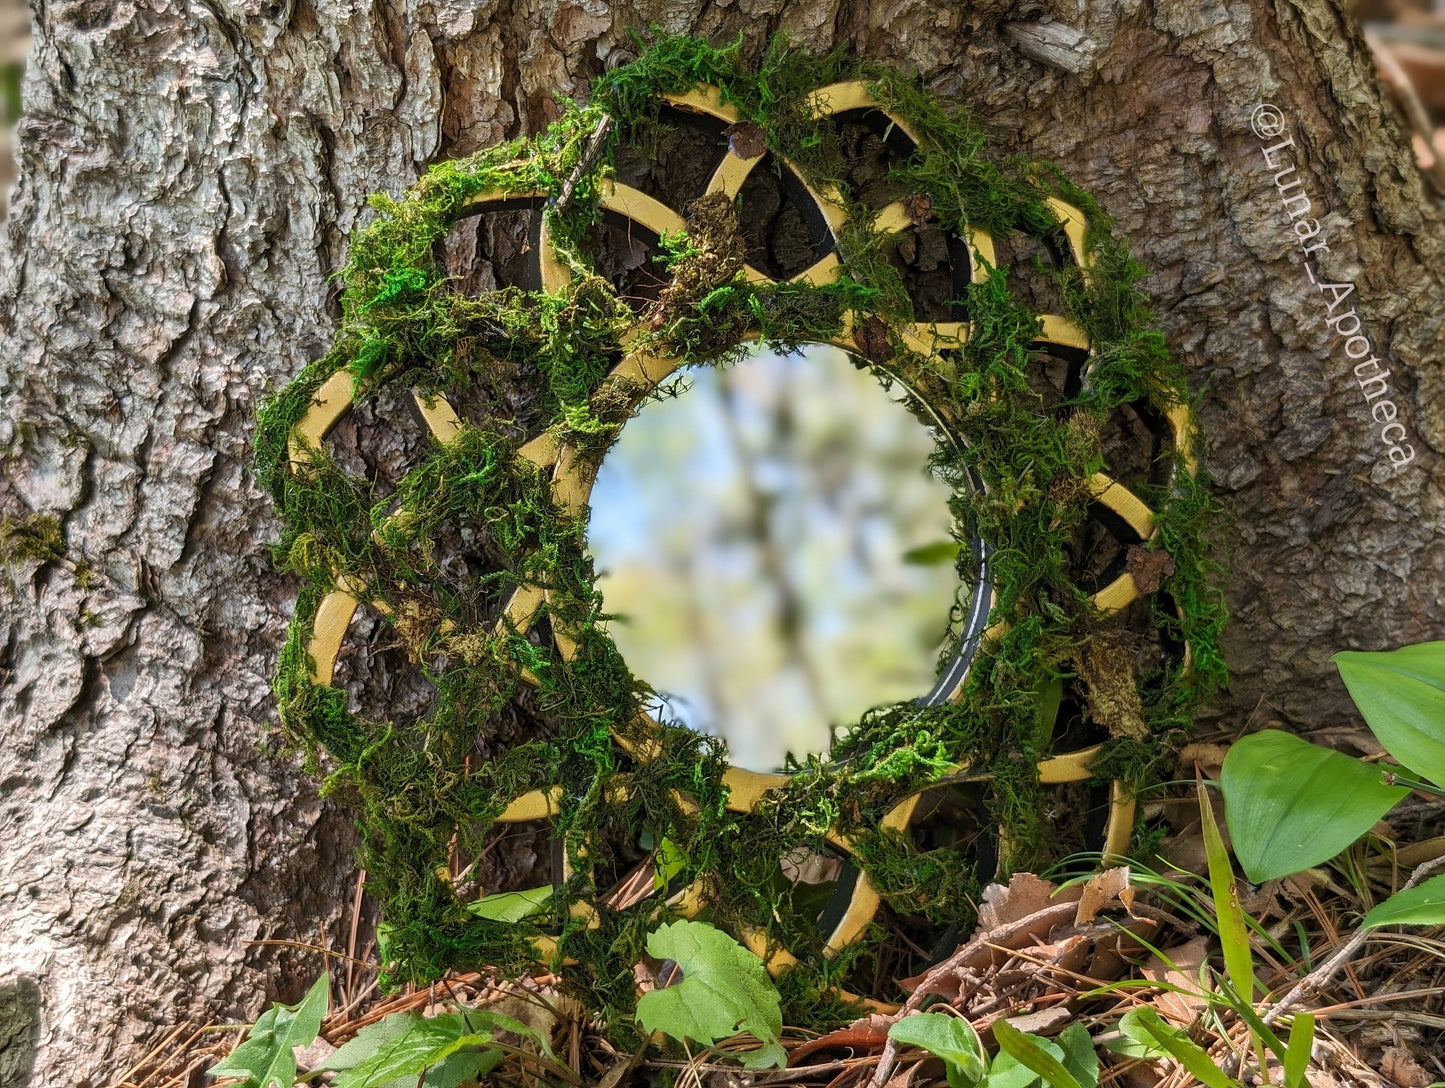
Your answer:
254;30;1226;1026
0;515;64;565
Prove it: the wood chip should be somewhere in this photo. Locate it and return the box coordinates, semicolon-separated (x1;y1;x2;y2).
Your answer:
1125;545;1175;593
903;192;932;226
852;314;895;363
724;121;766;159
1000;1007;1073;1035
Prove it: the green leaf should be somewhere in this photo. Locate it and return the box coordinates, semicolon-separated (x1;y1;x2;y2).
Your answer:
466;885;553;923
986;1049;1049;1088
1282;1013;1315;1088
1125;1008;1241;1088
887;1012;986;1088
652;837;688;890
1198;778;1256;1003
902;540;962;566
375;1047;502;1088
1363;873;1445;929
323;1011;496;1088
1106;1009;1168;1060
1054;1023;1099;1088
990;1021;1082;1088
206;975;328;1088
1334;643;1445;785
1221;730;1409;883
635;920;785;1069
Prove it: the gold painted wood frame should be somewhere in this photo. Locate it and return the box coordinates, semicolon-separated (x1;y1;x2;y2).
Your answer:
282;79;1199;1000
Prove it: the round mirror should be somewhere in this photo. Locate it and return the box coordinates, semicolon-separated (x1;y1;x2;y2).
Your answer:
587;344;964;772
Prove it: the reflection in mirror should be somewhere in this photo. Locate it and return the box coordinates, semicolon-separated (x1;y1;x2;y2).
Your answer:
587;344;963;772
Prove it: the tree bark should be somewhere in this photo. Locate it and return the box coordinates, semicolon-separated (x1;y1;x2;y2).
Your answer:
0;0;1439;1083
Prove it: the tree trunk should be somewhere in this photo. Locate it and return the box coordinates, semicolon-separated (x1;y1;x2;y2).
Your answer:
0;0;1439;1082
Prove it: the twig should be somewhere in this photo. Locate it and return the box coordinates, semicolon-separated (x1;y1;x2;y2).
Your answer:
244;938;372;967
552;114;615;216
104;1021;196;1088
1262;852;1445;1026
344;868;367;1003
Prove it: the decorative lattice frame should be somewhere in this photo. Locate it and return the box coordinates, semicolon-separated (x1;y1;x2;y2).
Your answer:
259;37;1224;1019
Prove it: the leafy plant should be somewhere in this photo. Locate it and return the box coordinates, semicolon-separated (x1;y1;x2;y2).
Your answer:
1104;1007;1237;1088
886;1013;986;1087
1221;641;1445;924
207;975;564;1088
635;919;786;1069
322;1009;532;1088
1219;730;1408;883
206;977;328;1088
886;1013;1098;1088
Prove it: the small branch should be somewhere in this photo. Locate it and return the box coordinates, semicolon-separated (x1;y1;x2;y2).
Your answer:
552;114;615;216
1261;852;1445;1026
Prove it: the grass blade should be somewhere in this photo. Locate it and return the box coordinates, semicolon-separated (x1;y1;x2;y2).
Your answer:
1282;1013;1315;1088
1197;774;1255;1003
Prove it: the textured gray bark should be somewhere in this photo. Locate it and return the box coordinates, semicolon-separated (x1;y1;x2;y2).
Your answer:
0;0;1439;1083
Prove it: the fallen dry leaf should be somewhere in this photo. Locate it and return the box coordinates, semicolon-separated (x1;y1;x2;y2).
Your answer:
1075;866;1135;924
1142;935;1211;1023
978;873;1073;929
1001;1007;1073;1035
1381;1046;1433;1088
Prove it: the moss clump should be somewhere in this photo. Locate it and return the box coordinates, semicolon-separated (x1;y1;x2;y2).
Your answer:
0;515;64;565
255;31;1226;1026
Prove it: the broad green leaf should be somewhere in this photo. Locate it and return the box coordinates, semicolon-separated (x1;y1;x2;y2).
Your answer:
206;975;328;1088
1198;778;1256;1003
990;1021;1082;1088
652;837;688;890
1106;1009;1168;1059
1282;1013;1315;1088
1054;1023;1099;1088
1221;730;1409;883
903;540;962;566
1363;873;1445;929
466;885;552;923
1334;643;1445;784
887;1012;986;1088
323;1012;494;1088
376;1047;502;1088
1127;1008;1241;1088
635;920;785;1069
323;1013;415;1072
986;1049;1050;1088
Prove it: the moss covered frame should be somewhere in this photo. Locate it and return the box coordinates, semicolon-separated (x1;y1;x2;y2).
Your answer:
254;34;1227;1023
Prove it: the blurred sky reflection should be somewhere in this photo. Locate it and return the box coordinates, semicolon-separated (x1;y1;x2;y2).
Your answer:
587;344;961;771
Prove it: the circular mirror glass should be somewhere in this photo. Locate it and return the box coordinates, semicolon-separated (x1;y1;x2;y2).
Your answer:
587;344;962;771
